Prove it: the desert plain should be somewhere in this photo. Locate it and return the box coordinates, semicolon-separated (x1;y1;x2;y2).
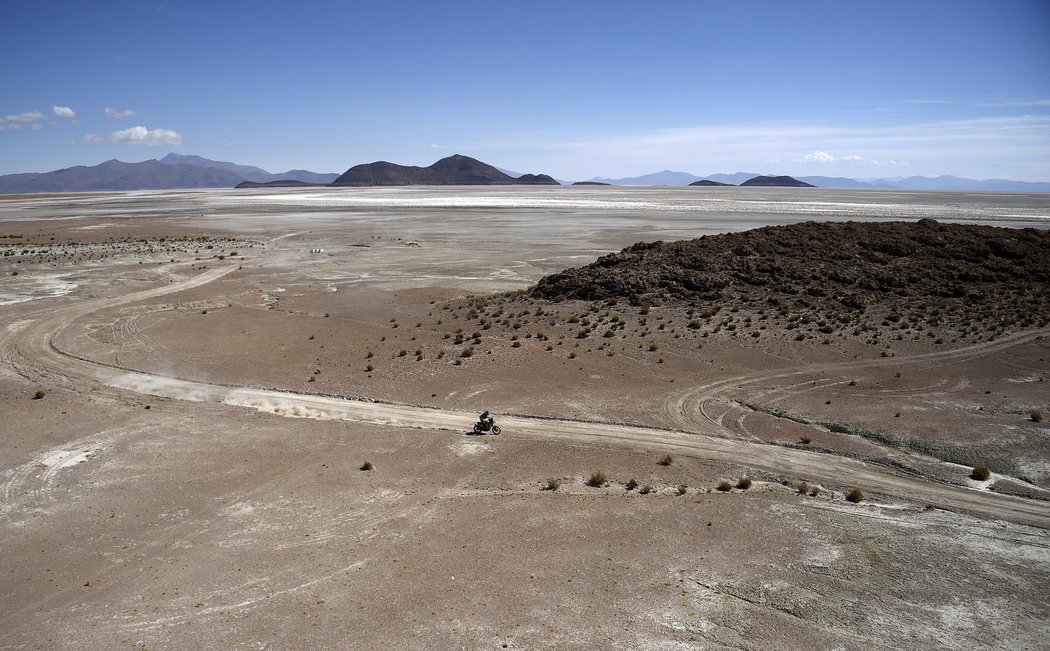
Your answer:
1;186;1049;650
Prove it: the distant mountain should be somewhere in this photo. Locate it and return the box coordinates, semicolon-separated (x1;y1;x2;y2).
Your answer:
160;153;339;184
0;154;339;193
866;175;1050;192
332;154;559;186
700;172;764;186
159;153;271;182
589;170;703;185
688;179;734;187
0;159;246;193
583;169;1050;191
741;175;815;187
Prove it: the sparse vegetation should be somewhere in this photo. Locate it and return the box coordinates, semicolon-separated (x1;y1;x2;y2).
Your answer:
360;461;373;471
33;390;45;400
586;470;608;487
717;480;732;492
657;454;672;467
736;476;752;490
845;487;865;503
1032;411;1044;423
799;436;812;445
798;481;810;495
971;466;991;481
625;478;638;491
543;478;561;491
639;483;653;494
676;484;688;496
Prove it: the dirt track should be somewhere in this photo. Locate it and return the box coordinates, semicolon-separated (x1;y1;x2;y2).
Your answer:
6;262;1048;528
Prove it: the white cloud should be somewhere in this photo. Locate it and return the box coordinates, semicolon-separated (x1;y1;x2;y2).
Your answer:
110;126;183;145
83;133;102;144
31;123;42;131
793;150;901;166
105;107;137;118
52;106;76;118
1;110;45;129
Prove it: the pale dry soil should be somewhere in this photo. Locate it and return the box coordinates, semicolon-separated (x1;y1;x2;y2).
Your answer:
1;187;1049;650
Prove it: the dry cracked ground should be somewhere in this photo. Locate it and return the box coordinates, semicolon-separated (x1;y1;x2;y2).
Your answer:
1;187;1048;650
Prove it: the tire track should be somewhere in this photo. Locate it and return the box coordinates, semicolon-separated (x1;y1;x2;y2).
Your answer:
3;265;1049;528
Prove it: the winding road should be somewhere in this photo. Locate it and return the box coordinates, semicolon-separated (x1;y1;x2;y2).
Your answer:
4;263;1049;528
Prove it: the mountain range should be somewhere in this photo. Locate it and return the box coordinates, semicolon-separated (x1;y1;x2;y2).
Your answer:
1;154;1048;193
590;170;1050;192
0;154;338;193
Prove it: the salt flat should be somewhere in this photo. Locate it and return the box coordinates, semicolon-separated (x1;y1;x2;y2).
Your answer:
0;187;1048;649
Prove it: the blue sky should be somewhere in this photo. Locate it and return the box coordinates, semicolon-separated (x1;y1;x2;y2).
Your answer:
2;0;1049;180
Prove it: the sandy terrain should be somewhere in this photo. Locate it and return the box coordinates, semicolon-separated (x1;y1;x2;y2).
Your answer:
1;186;1048;649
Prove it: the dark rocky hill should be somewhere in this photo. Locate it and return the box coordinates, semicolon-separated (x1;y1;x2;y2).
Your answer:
689;179;734;187
572;181;611;186
528;220;1050;327
331;154;559;186
741;175;815;187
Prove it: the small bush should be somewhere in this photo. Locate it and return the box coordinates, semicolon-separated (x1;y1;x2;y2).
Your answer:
716;480;732;492
543;478;561;491
359;461;373;471
639;484;653;494
657;454;673;467
798;481;810;495
586;470;607;487
625;478;638;491
677;484;688;496
971;466;991;481
1032;411;1043;423
845;487;864;503
799;436;811;445
736;477;752;490
33;390;45;400
809;485;821;497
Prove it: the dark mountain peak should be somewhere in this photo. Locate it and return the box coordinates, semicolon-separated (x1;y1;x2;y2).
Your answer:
332;155;558;186
741;175;815;187
689;179;734;187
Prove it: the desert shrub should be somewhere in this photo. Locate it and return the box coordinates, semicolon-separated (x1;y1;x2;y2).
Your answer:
657;454;673;467
365;351;373;358
543;478;561;491
365;364;373;372
360;461;373;471
736;477;752;490
677;484;688;496
799;436;812;445
1032;411;1044;423
639;484;653;494
717;480;732;492
625;478;638;491
809;485;821;497
398;349;407;357
33;390;45;400
971;466;991;481
798;481;810;495
845;487;864;503
586;470;608;487
511;340;521;348
460;347;474;358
